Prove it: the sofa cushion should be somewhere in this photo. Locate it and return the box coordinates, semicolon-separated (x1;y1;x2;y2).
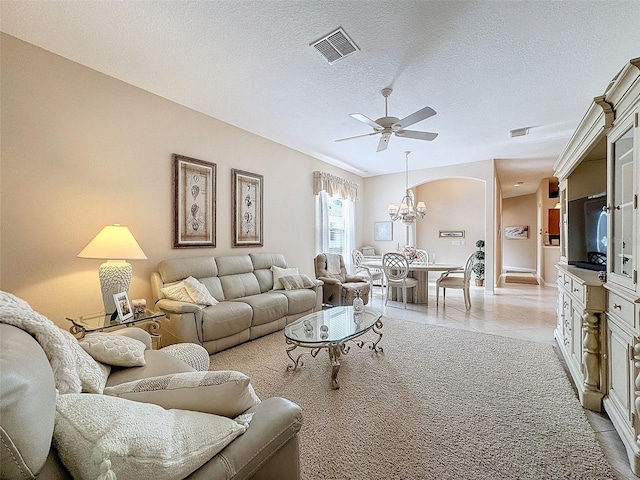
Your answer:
277;288;319;315
158;256;218;284
234;293;288;326
184;277;219;306
161;281;193;302
219;273;261;300
53;393;246;480
250;253;288;292
279;274;316;290
0;324;56;478
103;370;261;418
106;349;196;387
79;332;147;367
271;266;299;290
201;301;253;341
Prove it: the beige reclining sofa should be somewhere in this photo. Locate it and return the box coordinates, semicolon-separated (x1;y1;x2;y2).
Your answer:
151;253;322;354
0;301;302;479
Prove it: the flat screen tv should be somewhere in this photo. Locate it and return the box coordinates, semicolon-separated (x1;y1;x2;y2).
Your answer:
567;193;607;271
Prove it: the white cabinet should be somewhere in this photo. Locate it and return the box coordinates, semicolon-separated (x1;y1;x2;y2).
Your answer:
554;57;640;474
555;265;606;412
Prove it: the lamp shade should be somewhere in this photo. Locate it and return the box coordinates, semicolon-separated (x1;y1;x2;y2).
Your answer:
78;224;147;260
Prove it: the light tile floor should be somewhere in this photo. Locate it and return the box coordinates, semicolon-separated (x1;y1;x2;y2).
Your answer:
370;277;636;480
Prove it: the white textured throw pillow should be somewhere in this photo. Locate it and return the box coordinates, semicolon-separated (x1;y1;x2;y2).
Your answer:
160;281;193;303
184;276;219;306
271;266;299;290
79;332;146;367
54;393;246;480
61;330;111;394
104;370;261;418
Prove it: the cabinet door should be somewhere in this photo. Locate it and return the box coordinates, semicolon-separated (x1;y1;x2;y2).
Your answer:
607;115;637;290
606;321;635;428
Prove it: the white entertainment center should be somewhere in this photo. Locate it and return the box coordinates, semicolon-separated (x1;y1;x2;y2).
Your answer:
554;58;639;474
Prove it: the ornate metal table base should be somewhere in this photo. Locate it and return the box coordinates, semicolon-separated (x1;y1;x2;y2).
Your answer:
286;319;383;389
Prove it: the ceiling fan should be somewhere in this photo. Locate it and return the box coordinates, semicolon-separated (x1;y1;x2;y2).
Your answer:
336;88;438;152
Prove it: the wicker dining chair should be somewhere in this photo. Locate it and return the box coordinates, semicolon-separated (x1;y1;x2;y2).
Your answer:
382;252;418;309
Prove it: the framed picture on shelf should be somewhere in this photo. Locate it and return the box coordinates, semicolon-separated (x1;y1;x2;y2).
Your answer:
112;292;133;323
173;154;216;248
232;169;263;247
439;230;465;238
374;221;393;241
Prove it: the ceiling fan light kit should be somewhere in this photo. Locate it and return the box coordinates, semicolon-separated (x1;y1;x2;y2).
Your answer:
336;88;438;152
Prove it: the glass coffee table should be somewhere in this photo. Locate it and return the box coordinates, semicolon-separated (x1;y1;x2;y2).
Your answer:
284;306;383;389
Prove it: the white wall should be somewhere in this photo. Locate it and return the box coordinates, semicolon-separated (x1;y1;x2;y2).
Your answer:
502;194;537;271
413;178;485;265
0;34;364;326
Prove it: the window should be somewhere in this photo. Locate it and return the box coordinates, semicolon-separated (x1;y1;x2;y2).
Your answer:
316;191;355;271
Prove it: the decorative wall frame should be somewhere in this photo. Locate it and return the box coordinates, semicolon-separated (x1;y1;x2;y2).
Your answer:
232;169;263;247
439;230;465;238
172;154;216;248
505;225;529;240
374;221;393;241
112;292;133;323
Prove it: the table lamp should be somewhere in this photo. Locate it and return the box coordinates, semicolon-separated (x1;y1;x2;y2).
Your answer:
78;224;147;314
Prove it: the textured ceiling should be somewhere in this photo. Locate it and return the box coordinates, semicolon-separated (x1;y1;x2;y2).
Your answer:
1;1;639;197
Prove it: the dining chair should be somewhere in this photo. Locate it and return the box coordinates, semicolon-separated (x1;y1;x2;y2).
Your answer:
435;253;475;311
352;249;384;292
415;249;429;265
382;252;418;309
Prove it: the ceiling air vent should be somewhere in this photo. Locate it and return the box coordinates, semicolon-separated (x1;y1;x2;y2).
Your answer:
310;27;359;65
509;127;530;138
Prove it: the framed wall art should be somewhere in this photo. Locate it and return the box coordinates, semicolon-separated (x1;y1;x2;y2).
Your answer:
232;169;263;247
173;154;216;248
505;225;529;240
439;230;465;238
374;221;393;241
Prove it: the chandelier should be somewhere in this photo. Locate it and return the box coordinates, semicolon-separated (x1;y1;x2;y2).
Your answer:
387;151;426;225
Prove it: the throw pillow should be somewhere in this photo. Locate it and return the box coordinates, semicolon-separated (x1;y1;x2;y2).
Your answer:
160;281;193;303
279;274;316;290
271;266;299;290
104;370;261;418
184;276;219;306
61;330;110;394
54;393;246;480
79;332;146;367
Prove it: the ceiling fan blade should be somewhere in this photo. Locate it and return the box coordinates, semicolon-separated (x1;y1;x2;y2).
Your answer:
394;106;437;129
376;133;391;152
351;113;384;130
335;131;380;142
395;130;439;141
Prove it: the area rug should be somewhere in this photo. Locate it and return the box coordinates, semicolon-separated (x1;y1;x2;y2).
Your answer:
210;318;615;479
505;274;539;285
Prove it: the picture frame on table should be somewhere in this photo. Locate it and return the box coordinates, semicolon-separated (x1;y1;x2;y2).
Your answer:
232;169;263;247
374;221;393;241
172;154;216;248
439;230;465;238
112;292;133;323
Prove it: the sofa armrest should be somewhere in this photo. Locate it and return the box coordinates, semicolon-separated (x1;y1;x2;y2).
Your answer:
187;397;302;480
155;298;201;314
345;274;367;282
110;326;152;350
317;276;339;285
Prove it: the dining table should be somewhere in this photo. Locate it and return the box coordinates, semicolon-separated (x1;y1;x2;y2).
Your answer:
362;257;462;305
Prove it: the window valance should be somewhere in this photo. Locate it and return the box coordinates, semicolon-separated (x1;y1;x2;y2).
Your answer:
313;171;360;202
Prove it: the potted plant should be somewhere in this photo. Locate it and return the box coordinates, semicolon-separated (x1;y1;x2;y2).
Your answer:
472;240;485;286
